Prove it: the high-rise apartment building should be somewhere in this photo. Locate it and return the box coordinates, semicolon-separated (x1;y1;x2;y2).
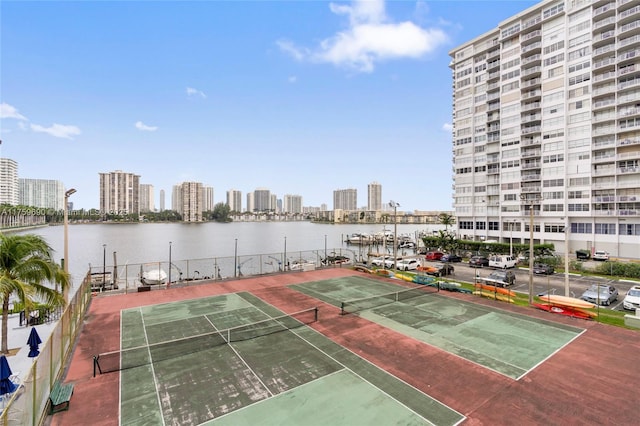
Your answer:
139;184;155;212
253;188;271;212
202;186;214;212
226;189;242;212
246;192;254;213
450;0;640;258
367;181;382;211
173;181;203;222
283;194;303;214
0;158;19;206
19;179;64;210
159;189;165;212
333;188;357;210
99;170;140;215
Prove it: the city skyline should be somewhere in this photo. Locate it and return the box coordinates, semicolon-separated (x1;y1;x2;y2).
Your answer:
0;0;539;212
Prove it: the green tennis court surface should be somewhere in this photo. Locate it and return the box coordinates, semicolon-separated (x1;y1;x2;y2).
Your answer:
291;277;584;379
114;292;464;425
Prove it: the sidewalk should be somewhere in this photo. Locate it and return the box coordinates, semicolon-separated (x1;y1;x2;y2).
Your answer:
2;313;57;383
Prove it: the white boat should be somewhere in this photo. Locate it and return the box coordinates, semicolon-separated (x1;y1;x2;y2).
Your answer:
140;265;168;285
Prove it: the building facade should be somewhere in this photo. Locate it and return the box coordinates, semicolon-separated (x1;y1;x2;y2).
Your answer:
283;194;303;214
0;158;19;206
226;189;242;212
333;188;357;211
367;181;382;211
253;188;271;212
18;178;64;210
139;184;155;212
450;0;640;258
99;170;140;215
159;189;165;212
175;181;203;222
202;186;214;212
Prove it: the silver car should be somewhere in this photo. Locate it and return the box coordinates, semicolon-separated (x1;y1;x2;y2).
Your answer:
580;284;618;306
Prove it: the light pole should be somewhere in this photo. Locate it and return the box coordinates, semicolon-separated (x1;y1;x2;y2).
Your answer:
234;239;238;278
389;201;400;270
168;241;172;288
509;221;514;257
564;218;570;297
102;244;106;291
63;188;76;303
284;236;287;271
520;195;537;305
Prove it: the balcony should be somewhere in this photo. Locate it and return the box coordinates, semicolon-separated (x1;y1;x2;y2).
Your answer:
521;41;542;55
593;70;617;83
521;149;541;158
593;2;616;18
619;64;638;76
593;56;617;70
593;154;616;163
521;29;541;42
594;136;616;148
522;101;541;112
522;161;541;170
593;167;616;175
522;89;542;100
619;209;640;216
522;137;541;147
618;166;640;174
522;77;541;88
618;150;640;160
619;194;639;201
521;173;541;181
592;97;616;109
618;19;640;37
521;186;540;193
521;125;541;135
593;210;617;216
619;33;640;48
618;47;640;64
522;54;541;65
618;137;640;146
521;113;541;123
522;66;542;77
619;4;640;21
522;15;542;30
618;107;640;118
593;43;616;58
593;15;617;31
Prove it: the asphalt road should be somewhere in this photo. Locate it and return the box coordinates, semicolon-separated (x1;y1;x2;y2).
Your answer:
425;260;638;313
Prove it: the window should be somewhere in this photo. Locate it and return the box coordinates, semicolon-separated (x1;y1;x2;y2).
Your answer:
475;221;486;230
571;223;592;233
595;223;616;234
619;223;640;235
488;222;500;231
568;190;588;199
543;204;564;212
543;154;565;163
544;224;566;233
459;221;474;230
543;179;564;187
568;203;590;211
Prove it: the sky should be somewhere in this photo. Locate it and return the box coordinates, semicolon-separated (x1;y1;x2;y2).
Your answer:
0;0;539;212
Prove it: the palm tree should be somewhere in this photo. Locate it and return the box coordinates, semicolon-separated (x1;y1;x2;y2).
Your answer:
438;213;455;233
0;234;70;354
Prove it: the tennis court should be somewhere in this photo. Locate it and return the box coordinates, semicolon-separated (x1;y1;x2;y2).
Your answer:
290;276;585;379
96;291;464;425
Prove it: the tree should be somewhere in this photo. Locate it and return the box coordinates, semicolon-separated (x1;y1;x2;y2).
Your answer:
211;202;232;222
0;234;70;354
438;213;455;233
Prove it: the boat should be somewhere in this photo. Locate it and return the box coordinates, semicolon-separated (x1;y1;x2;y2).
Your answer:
289;260;316;271
538;294;596;310
475;283;516;297
140;265;168;285
533;303;596;319
90;271;117;291
345;233;375;245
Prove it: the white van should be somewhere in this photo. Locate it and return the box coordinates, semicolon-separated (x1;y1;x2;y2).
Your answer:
489;255;517;269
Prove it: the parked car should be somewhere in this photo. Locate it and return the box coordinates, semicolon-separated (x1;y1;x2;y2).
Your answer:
425;262;454;277
468;255;490;268
441;254;462;263
580;284;618;306
489;255;517;269
425;251;445;261
383;257;404;268
576;249;590;260
623;285;640;311
593;250;609;261
486;270;516;287
396;259;420;271
533;263;554;275
371;256;391;266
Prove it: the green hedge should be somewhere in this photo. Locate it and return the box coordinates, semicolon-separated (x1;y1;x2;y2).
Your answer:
594;261;640;279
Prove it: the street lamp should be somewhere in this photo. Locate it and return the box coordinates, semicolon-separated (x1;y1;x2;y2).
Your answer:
102;244;106;291
389;201;400;270
168;241;172;288
520;194;538;305
564;218;570;297
63;188;76;303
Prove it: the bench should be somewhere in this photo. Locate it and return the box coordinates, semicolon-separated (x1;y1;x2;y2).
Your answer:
49;380;74;414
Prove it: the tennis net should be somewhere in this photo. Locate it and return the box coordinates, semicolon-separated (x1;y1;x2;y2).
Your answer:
340;285;438;315
93;307;318;375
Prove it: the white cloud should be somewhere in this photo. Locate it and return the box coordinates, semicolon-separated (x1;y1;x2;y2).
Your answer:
288;76;298;83
0;103;28;120
186;87;207;98
135;121;158;132
30;123;81;139
278;0;448;73
442;123;452;132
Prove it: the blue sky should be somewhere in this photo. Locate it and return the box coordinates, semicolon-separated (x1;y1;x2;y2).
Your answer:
0;0;538;212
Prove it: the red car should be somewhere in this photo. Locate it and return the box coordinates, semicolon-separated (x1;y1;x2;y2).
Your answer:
425;251;444;261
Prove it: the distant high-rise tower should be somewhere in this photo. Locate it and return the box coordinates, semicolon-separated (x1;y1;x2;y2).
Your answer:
99;170;140;215
0;158;19;206
159;189;165;212
139;184;155;212
19;178;64;210
246;192;254;213
283;194;303;214
333;188;357;210
202;186;214;211
174;181;203;222
253;188;271;212
368;181;382;211
226;189;242;212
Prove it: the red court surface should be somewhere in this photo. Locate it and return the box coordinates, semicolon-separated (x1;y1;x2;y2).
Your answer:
47;268;640;425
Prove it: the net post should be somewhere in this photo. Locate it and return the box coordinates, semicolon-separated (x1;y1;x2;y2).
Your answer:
93;355;101;377
340;302;346;316
314;306;318;322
